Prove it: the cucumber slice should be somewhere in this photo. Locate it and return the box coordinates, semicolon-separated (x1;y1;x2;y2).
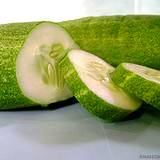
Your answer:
60;15;160;69
0;22;78;109
59;50;142;122
110;63;160;110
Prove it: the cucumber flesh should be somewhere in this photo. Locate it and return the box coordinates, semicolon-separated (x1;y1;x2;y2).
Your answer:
16;22;78;105
60;50;142;121
125;63;160;84
110;63;160;110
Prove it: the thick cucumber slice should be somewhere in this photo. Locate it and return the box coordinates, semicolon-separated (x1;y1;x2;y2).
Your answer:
110;63;160;110
59;50;142;122
0;22;78;109
60;15;160;69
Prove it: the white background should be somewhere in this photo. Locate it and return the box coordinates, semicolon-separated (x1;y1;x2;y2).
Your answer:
0;0;160;23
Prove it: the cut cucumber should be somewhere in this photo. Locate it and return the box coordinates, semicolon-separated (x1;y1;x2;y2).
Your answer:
110;63;160;110
59;50;142;122
60;15;160;69
0;22;78;109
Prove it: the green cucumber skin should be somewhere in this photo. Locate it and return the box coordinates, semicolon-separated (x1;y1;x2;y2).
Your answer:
0;22;42;109
59;56;133;122
110;64;160;110
60;15;160;69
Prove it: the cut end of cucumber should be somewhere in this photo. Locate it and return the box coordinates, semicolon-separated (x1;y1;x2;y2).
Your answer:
111;63;160;110
16;22;78;105
68;50;141;111
124;63;160;84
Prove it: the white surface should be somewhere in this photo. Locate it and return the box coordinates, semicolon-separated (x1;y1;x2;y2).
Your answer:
0;104;160;160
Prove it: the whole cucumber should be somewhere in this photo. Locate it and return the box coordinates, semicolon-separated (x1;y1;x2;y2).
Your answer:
60;15;160;69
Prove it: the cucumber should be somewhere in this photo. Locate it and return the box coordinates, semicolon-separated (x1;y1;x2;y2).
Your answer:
60;15;160;69
59;49;142;122
110;63;160;110
0;22;78;109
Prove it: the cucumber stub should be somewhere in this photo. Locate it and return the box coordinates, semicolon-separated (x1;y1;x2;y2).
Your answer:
59;50;142;122
110;63;160;110
0;22;78;109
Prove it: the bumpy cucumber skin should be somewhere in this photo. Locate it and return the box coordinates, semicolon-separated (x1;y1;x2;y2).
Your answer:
110;63;160;110
0;22;43;109
60;15;160;69
59;56;136;122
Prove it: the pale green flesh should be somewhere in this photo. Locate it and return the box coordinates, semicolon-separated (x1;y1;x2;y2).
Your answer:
84;61;120;93
145;70;160;82
124;63;160;84
16;22;78;105
35;43;69;88
69;50;141;110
